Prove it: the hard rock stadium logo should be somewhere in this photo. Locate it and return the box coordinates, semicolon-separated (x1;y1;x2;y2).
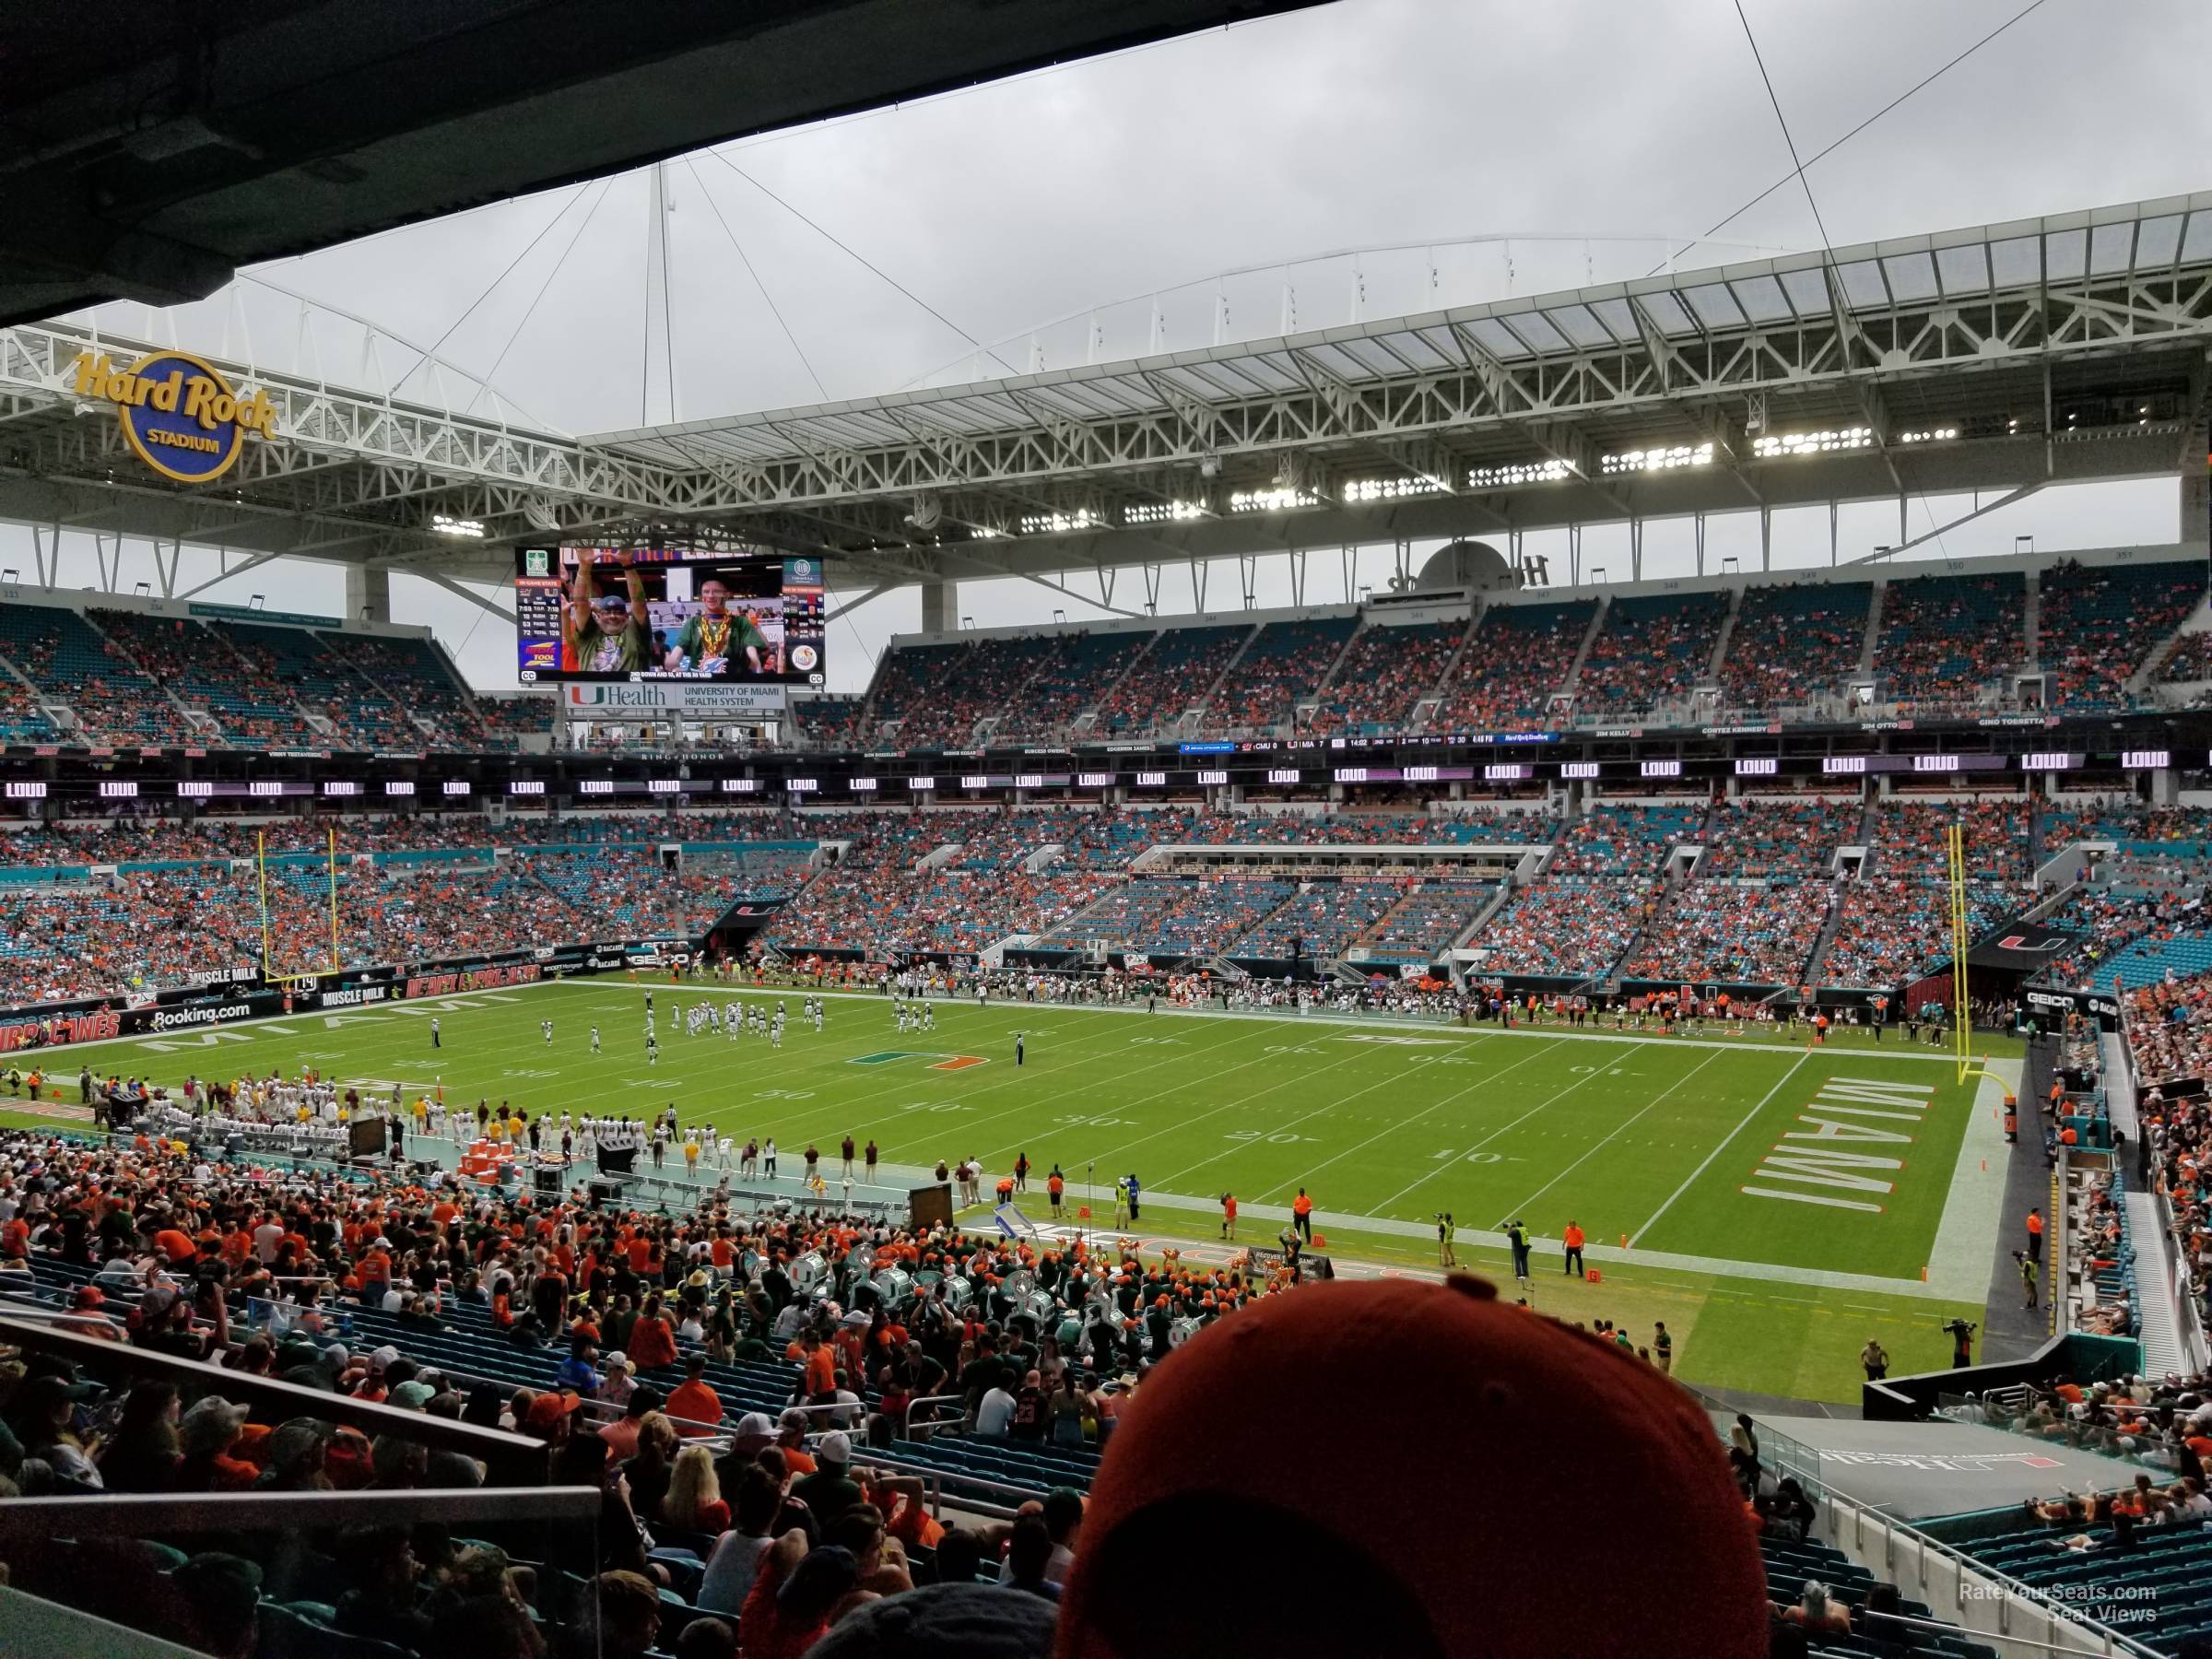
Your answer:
68;349;279;485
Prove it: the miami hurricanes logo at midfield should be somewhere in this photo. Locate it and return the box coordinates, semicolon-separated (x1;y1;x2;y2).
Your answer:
68;349;279;484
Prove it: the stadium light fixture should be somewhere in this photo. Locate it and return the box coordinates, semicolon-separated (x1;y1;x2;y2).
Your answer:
1228;486;1317;513
432;513;488;538
1018;509;1100;535
1343;475;1447;504
1124;500;1206;524
1600;442;1712;475
1896;427;1959;445
1750;429;1871;458
1468;458;1570;489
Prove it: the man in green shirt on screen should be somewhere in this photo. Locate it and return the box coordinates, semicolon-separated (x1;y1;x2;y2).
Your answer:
563;547;651;673
665;575;769;673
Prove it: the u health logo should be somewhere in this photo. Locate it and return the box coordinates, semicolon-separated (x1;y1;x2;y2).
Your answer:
70;348;278;484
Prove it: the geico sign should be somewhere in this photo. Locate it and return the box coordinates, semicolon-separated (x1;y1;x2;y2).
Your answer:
151;1004;252;1030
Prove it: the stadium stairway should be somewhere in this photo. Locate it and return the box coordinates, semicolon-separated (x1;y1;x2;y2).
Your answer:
1703;584;1745;684
1071;628;1160;740
76;610;207;740
1183;623;1259;736
1556;594;1610;696
1409;613;1478;732
1858;582;1885;673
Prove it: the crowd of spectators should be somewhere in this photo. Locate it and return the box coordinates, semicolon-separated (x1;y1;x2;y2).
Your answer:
1306;618;1464;735
2035;560;2204;711
2043;884;2206;988
1091;624;1248;739
1874;572;2026;707
1041;876;1295;959
991;631;1152;743
0;605;199;747
1223;879;1402;959
200;618;411;750
786;697;865;749
0;674;54;744
1548;804;1707;877
865;635;1068;750
1818;877;2011;987
1715;582;1871;712
93;609;310;749
1623;881;1833;986
0;1116;1857;1658
1695;800;1856;879
1573;592;1727;712
1429;600;1594;730
2158;631;2212;684
1196;617;1357;735
1349;877;1496;963
1868;799;2031;883
1469;877;1660;978
0;811;825;1004
2120;984;2212;1347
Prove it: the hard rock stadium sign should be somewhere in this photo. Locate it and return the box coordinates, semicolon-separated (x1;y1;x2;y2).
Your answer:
68;349;278;485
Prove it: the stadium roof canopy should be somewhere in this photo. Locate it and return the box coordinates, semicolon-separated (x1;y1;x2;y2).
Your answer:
1;192;2208;599
0;0;1323;327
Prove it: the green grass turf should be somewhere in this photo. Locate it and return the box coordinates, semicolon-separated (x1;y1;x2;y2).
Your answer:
22;978;2012;1402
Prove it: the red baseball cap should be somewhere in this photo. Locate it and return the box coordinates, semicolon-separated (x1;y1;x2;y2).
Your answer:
1055;1276;1767;1658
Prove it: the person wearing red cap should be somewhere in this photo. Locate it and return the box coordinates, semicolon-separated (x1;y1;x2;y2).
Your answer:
1053;1276;1770;1658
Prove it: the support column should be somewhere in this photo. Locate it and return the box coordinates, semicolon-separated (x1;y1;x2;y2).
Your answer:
920;579;959;637
347;564;392;625
2181;422;2209;561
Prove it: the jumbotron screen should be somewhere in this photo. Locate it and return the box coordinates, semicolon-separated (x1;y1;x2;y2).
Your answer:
514;546;825;686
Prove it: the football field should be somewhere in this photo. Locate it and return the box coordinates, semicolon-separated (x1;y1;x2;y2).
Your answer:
14;978;2020;1402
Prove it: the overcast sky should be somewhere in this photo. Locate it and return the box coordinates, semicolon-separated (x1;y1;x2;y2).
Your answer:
15;0;2212;694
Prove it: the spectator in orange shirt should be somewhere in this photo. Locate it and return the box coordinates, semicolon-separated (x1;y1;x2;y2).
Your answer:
626;1294;677;1371
665;1354;724;1438
598;1387;664;1462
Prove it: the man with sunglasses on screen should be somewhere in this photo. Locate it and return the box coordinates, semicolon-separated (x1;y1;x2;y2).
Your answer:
563;547;651;674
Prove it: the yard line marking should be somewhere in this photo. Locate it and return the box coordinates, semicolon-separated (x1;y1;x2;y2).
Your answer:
1146;1035;1509;1194
1032;1042;1387;1177
1490;1047;1728;1228
1370;1042;1653;1214
1230;1038;1562;1203
1629;1051;1812;1248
